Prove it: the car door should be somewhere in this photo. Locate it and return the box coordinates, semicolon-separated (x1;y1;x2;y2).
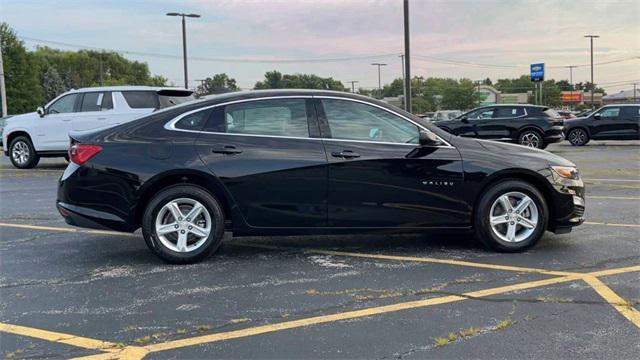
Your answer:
316;97;466;228
466;107;496;138
619;106;640;139
195;97;328;228
73;92;115;131
37;93;80;150
590;106;625;139
482;106;522;139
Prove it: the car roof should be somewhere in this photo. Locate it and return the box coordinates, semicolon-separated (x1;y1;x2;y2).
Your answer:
600;104;639;107
67;86;192;93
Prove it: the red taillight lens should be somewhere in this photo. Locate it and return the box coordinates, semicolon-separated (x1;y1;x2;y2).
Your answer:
69;144;102;165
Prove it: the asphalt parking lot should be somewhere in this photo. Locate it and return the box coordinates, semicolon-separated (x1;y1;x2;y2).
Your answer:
1;141;639;359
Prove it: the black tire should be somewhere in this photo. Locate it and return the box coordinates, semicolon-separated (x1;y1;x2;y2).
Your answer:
474;180;548;252
567;128;589;146
539;143;549;150
142;185;225;264
518;130;544;149
9;136;40;169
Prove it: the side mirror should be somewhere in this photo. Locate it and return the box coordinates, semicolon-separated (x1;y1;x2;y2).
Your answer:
460;116;469;123
36;107;45;117
593;113;601;120
419;130;444;147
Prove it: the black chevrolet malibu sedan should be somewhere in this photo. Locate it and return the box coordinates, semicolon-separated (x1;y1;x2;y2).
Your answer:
57;90;585;263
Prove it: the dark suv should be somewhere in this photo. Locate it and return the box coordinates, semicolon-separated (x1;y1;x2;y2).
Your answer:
564;104;640;146
434;105;565;149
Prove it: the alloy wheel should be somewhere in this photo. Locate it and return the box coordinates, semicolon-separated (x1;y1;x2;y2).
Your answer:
520;132;541;148
12;141;31;165
489;191;539;243
155;198;212;253
569;129;587;145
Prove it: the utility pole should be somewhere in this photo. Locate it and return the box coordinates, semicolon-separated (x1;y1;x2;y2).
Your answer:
403;0;411;113
633;83;637;103
167;12;201;89
399;55;406;108
347;80;359;93
584;34;599;109
565;65;576;109
371;63;387;96
0;40;7;116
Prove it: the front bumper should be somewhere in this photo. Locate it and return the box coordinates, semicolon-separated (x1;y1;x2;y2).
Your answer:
541;169;585;233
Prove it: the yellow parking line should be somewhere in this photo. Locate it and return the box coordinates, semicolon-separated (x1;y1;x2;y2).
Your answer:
0;322;119;353
305;248;576;276
586;265;640;277
588;196;640;200
583;221;640;228
143;275;580;353
0;222;137;237
582;276;640;329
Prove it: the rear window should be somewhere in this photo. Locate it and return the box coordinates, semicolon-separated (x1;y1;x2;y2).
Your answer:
122;91;158;109
159;94;196;108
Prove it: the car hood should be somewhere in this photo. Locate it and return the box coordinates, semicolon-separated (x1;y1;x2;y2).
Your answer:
475;139;576;167
5;112;37;122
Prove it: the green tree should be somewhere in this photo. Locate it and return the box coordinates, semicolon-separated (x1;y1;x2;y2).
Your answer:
254;71;346;91
1;22;44;114
196;73;239;96
42;65;66;101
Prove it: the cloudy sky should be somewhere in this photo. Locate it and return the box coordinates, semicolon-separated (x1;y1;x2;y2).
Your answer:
2;0;639;92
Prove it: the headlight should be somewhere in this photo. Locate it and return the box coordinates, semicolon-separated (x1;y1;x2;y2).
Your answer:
551;166;580;180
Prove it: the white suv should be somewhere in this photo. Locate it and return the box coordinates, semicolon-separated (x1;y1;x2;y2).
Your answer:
2;86;194;168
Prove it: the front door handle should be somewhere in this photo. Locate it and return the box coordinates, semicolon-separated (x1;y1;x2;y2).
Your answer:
331;150;360;159
211;145;243;155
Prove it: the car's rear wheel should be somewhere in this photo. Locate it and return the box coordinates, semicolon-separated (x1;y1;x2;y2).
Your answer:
518;130;544;149
9;136;40;169
142;185;225;264
567;128;589;146
475;180;548;252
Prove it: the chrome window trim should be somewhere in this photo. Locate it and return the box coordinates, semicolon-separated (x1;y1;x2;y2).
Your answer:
164;95;454;148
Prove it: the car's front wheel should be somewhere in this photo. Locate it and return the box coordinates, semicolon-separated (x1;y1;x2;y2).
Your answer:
567;128;589;146
518;130;544;149
475;180;548;252
9;136;40;169
142;185;225;264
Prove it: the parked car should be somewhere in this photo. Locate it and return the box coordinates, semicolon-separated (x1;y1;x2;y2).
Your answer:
564;104;640;146
432;110;462;122
57;90;585;263
2;86;195;168
434;104;565;149
556;110;576;119
417;112;435;120
0;115;14;147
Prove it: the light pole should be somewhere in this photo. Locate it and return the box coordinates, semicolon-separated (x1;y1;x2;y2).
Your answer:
0;41;7;116
167;12;201;89
371;63;387;96
584;34;599;109
403;0;411;112
399;55;406;107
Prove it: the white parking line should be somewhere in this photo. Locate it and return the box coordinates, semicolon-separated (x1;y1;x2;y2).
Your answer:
585;178;640;182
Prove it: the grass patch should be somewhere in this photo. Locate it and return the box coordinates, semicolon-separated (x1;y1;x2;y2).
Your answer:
495;319;513;331
459;327;481;337
434;337;450;347
133;335;152;345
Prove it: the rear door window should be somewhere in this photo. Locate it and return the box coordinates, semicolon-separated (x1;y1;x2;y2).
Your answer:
174;109;211;131
122;91;159;109
620;106;640;118
223;99;310;138
80;92;113;112
494;107;523;118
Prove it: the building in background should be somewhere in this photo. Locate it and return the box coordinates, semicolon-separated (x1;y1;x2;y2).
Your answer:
498;92;529;104
603;89;639;104
478;85;500;105
582;92;604;107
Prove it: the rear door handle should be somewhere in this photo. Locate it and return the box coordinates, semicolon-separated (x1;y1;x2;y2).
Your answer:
97;117;107;120
331;150;360;159
211;145;243;155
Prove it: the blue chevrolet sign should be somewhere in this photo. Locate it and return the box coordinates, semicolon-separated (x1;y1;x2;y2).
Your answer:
530;63;545;82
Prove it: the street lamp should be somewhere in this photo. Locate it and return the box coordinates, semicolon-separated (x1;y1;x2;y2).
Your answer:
564;65;576;110
371;63;387;97
167;12;201;89
584;34;599;109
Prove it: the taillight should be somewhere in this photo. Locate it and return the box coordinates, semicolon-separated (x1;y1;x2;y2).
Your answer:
69;144;102;165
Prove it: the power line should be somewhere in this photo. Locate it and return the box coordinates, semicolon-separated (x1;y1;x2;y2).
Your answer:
19;36;400;63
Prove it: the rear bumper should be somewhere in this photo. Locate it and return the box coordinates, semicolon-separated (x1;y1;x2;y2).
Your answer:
543;127;565;144
57;163;139;232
